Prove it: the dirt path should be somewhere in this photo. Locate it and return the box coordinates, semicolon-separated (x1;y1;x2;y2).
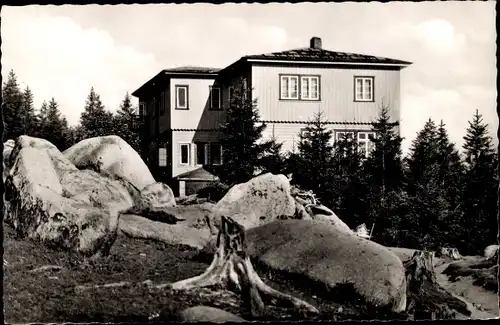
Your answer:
435;262;499;319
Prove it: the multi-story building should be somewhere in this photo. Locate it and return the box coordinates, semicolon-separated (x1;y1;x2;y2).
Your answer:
132;37;412;196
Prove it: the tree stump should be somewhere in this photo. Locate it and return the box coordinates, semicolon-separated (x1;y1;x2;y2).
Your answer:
157;216;319;318
404;250;470;320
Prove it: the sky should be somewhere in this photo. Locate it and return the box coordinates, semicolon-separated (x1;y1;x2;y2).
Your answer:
1;2;497;154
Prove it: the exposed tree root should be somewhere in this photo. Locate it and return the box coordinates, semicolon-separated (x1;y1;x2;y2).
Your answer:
29;265;62;273
157;216;319;318
404;250;471;320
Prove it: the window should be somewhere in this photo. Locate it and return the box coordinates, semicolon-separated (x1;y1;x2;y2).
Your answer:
335;131;376;158
280;75;299;99
158;148;167;167
209;86;221;110
138;102;146;120
210;143;223;165
180;143;190;165
176;85;189;109
335;131;355;142
354;77;374;102
300;76;320;100
195;142;208;165
358;132;376;158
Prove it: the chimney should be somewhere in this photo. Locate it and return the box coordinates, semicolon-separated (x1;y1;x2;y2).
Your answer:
310;37;322;49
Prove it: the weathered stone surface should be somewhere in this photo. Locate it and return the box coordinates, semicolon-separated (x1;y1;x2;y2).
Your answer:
178;306;245;322
119;214;213;249
63;135;156;191
245;219;407;313
484;244;499;260
305;204;353;234
5;136;132;256
137;182;176;210
437;247;462;260
209;173;297;230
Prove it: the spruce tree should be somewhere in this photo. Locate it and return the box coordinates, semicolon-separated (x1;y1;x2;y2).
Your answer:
44;98;69;149
80;87;115;139
258;135;287;175
2;70;26;140
112;92;141;151
291;110;335;202
361;106;406;246
219;77;277;185
460;109;497;254
329;131;366;227
21;86;38;136
406;118;439;189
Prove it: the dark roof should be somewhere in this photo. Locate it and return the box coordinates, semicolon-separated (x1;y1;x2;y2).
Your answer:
132;66;221;97
176;167;219;181
244;47;412;66
163;66;221;74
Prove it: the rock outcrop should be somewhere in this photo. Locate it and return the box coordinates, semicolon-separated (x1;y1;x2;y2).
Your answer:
63;135;156;191
5;136;133;256
484;244;499;260
209;173;297;230
245;219;407;313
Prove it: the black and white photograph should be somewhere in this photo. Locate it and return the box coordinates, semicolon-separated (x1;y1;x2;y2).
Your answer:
1;1;498;323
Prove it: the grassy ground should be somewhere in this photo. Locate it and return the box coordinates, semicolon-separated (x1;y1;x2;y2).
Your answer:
4;224;407;323
5;223;489;323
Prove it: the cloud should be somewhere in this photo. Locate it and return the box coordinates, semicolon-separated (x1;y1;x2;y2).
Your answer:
2;3;496;155
2;10;159;126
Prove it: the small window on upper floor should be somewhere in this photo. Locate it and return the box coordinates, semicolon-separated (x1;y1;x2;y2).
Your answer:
176;85;189;110
280;75;299;100
209;86;221;110
354;77;374;102
300;76;320;100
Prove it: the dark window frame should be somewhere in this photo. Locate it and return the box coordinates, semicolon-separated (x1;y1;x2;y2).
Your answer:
353;76;375;103
209;86;222;111
175;85;190;110
279;74;321;101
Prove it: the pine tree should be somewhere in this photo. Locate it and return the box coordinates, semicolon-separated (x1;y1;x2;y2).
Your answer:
80;87;115;139
291;110;335;202
460;109;497;254
361;106;406;246
43;98;69;149
258;135;287;175
219;77;277;185
112;92;141;151
2;70;26;140
328;131;366;227
21;86;38;136
406;118;439;191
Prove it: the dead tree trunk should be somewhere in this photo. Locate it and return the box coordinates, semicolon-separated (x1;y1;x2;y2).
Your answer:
404;251;470;320
158;216;319;318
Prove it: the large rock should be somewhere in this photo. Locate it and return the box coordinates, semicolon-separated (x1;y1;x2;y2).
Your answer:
136;182;176;210
305;204;353;234
5;136;133;256
484;244;499;260
63;135;156;191
178;306;245;322
209;173;297;230
245;219;407;313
